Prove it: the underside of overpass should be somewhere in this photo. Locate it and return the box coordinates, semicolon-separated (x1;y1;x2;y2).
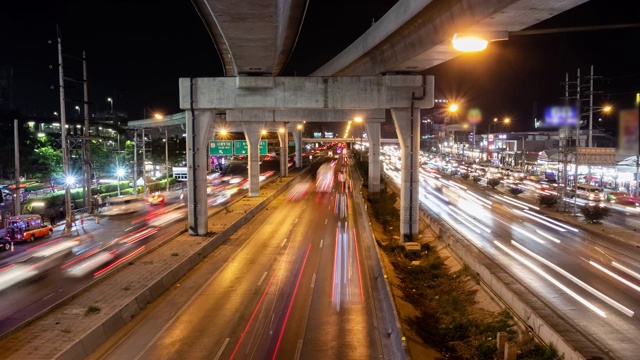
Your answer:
183;0;588;240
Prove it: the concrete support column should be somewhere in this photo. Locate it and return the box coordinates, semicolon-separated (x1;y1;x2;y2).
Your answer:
390;107;420;242
277;124;289;177
186;110;214;235
293;127;302;168
243;122;262;196
366;122;381;195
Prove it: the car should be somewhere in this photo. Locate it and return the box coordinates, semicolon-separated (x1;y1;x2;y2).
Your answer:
147;192;165;205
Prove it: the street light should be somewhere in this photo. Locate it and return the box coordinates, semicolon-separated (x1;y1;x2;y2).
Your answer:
107;97;113;113
487;118;511;164
115;168;125;196
354;116;364;160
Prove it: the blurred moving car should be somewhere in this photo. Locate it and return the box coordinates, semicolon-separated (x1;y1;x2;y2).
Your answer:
147;192;165;205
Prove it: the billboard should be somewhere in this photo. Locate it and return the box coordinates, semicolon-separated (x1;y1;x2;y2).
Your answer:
543;105;578;127
618;109;639;155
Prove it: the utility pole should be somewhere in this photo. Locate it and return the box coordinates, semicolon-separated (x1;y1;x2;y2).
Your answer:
133;129;138;194
165;128;169;192
57;25;73;234
142;128;147;195
14;119;20;216
573;68;581;216
82;51;92;215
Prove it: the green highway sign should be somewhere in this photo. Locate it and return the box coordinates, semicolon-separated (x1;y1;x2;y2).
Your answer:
209;140;233;155
234;140;268;155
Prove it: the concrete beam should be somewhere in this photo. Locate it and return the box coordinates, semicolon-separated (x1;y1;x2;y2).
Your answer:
226;109;386;122
179;75;433;110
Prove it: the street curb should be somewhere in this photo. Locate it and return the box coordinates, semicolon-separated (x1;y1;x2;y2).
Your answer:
350;166;409;360
53;171;307;360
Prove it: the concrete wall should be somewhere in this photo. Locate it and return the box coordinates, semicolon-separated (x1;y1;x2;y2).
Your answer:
351;165;409;359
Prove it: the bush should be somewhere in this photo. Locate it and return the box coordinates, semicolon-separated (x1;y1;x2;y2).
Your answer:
508;186;525;196
460;172;470;180
472;175;482;184
580;204;610;223
537;193;559;208
487;178;501;189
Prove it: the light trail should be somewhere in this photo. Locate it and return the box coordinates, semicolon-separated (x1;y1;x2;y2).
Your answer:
512;241;633;317
523;210;579;232
590;261;640;294
495;241;607;317
513;209;568;232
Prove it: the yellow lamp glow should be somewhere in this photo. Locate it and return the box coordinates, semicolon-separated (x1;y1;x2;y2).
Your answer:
452;34;488;52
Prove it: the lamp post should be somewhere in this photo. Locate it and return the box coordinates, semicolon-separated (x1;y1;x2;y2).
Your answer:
354;116;363;160
107;97;113;113
116;168;125;196
487;117;510;164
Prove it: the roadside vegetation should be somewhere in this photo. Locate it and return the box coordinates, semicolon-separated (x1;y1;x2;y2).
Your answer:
580;204;610;223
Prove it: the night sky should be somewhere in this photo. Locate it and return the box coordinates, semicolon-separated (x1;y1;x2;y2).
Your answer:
2;0;639;135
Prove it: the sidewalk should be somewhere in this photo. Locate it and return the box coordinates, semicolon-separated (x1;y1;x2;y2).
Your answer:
0;172;303;360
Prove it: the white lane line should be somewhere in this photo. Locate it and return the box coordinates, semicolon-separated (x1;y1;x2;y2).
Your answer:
281;238;287;247
258;271;268;286
295;218;299;223
311;273;316;288
294;339;304;360
43;293;55;300
320;239;324;248
325;219;328;224
213;338;229;360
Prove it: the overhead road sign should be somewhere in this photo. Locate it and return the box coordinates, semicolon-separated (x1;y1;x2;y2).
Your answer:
209;140;233;155
234;140;268;155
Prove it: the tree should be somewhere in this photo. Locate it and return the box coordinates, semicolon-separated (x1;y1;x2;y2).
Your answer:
32;141;63;181
508;186;525;196
581;204;610;223
538;193;559;208
460;172;470;180
487;178;501;189
472;175;482;184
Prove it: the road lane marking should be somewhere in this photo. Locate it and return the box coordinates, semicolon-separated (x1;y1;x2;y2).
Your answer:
294;340;304;360
311;273;316;288
258;271;268;286
319;239;323;248
213;338;230;360
281;238;287;247
325;219;328;224
295;218;299;223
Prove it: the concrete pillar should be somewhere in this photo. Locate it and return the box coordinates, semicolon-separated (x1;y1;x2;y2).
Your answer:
293;127;302;168
366;122;381;195
186;110;214;235
390;108;420;242
497;331;508;354
503;342;517;360
277;123;289;177
243;122;262;197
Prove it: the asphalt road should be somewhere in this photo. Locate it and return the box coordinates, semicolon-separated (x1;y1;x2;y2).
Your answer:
384;162;640;359
88;154;384;360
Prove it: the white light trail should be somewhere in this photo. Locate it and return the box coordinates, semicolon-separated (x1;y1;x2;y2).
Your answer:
534;229;561;244
590;261;640;294
512;241;633;317
612;262;640;282
514;209;568;232
510;226;545;244
494;241;607;317
493;194;529;210
449;205;492;233
523;210;579;232
501;195;540;210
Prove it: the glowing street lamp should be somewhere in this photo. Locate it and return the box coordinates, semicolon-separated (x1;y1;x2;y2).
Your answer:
116;168;125;196
154;113;163;120
451;31;509;52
